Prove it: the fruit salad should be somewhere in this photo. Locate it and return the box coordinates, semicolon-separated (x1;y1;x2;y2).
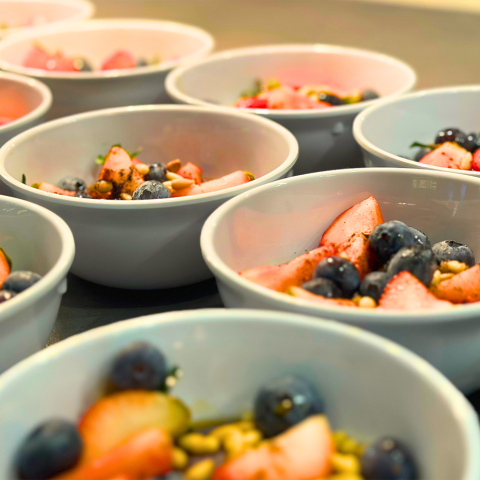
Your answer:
23;44;160;72
410;127;480;171
240;197;479;311
13;340;417;480
234;79;379;110
28;145;254;200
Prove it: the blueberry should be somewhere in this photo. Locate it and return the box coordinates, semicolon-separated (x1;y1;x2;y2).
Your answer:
73;190;92;199
432;240;475;267
361;437;417;480
369;221;417;264
146;163;168;183
318;92;344;106
2;271;41;293
57;176;86;192
0;290;16;303
386;245;437;286
361;89;380;101
300;277;342;298
412;147;430;162
434;127;467;149
467;132;480;152
136;57;149;67
410;227;431;248
313;256;360;298
16;419;83;480
254;375;324;437
132;181;171;200
109;341;167;391
359;271;389;302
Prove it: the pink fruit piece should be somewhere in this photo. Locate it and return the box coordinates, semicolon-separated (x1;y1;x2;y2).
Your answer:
36;182;76;196
419;142;472;170
472;149;480;172
431;265;480;304
23;45;77;72
101;50;137;71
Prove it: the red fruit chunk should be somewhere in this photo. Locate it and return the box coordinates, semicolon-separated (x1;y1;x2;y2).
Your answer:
420;142;472;170
131;157;142;166
101;50;137;71
178;162;203;185
0;116;13;126
172;170;253;197
52;428;172;480
320;196;384;278
36;182;76;196
378;271;453;311
23;45;77;72
431;265;480;303
240;246;335;292
213;415;334;480
472;149;480;172
287;286;357;307
235;97;269;109
0;248;11;288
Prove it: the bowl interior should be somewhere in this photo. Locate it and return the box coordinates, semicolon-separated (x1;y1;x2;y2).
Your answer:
169;48;415;107
2;108;292;188
0;310;475;479
0;76;45;123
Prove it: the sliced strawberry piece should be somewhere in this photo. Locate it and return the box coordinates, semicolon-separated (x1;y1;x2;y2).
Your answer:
235;97;269;109
177;162;203;185
79;391;189;463
0;248;11;289
172;171;253;197
213;415;334;480
287;286;357;307
36;182;76;196
101;50;137;71
420;142;472;170
131;158;142;166
431;265;480;303
472;149;480;172
52;428;172;480
23;45;77;71
0;117;13;126
320;196;384;279
378;271;453;311
240;246;335;292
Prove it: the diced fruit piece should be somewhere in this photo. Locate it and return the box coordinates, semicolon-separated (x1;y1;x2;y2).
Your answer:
240;246;335;292
79;391;189;463
101;50;137;71
132;180;170;200
0;116;13;126
172;171;253;197
431;265;480;303
146;163;168;182
16;419;83;480
254;375;324;438
3;271;41;293
320;196;384;278
131;158;142;166
432;240;475;268
0;247;11;288
235;97;269;109
109;341;167;391
23;45;77;72
386;245;437;286
361;438;417;480
378;272;453;311
472;149;480;171
177;162;203;185
313;256;360;298
213;415;334;480
287;286;357;307
419;142;472;170
301;277;342;298
36;182;76;196
359;271;389;302
57;176;87;192
52;428;173;480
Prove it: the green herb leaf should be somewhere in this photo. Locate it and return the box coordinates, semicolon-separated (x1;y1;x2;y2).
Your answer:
240;78;263;98
95;155;106;165
129;146;143;159
31;183;39;189
112;144;121;148
0;247;12;270
410;142;436;150
21;174;26;185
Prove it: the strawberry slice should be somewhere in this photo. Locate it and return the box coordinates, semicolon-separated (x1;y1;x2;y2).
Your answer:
0;248;11;289
431;265;480;303
419;142;472;170
36;182;76;196
23;45;77;72
101;50;137;71
172;171;253;197
472;149;480;172
177;162;203;185
213;415;334;480
235;97;269;109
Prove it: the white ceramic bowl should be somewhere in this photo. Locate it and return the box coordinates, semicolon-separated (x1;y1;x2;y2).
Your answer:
354;86;480;177
0;19;215;119
202;168;480;393
1;308;479;479
166;44;416;175
0;71;52;148
0;0;94;39
0;194;74;373
0;105;298;290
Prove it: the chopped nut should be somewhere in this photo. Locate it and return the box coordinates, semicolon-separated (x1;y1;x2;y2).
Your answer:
97;180;113;193
332;452;361;474
172;178;194;190
184;459;216;480
179;433;220;455
166;171;184;181
166;159;182;173
173;447;189;470
439;260;468;274
120;193;132;201
134;162;150;176
352;295;362;306
359;296;376;308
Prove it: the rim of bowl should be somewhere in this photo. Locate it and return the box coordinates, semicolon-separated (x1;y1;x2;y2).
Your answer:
353;84;480;177
0;308;478;480
0;71;52;135
0;18;215;80
0;104;299;209
165;43;417;119
201;167;480;325
0;194;75;324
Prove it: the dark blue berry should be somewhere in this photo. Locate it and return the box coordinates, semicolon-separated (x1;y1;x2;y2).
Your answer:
361;437;417;480
318;92;344;106
136;57;149;67
432;240;475;267
16;419;83;480
2;271;41;293
361;89;380;101
109;341;167;391
410;227;430;248
359;271;389;302
467;132;480;152
132;181;170;200
369;221;417;264
146;163;168;183
254;375;324;437
313;256;361;298
300;277;342;298
386;245;437;286
57;176;86;192
0;290;16;303
434;127;467;148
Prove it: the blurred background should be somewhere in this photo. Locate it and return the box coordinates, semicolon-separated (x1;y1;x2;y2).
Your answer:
93;0;480;90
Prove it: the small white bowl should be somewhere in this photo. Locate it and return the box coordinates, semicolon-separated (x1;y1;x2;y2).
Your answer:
0;308;478;479
0;0;94;39
0;71;52;148
0;194;74;373
353;85;480;177
166;44;416;175
201;168;480;393
0;19;215;119
0;105;298;290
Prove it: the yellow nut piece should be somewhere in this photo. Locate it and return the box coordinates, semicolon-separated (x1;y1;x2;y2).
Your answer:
351;296;362;306
359;296;376;309
210;424;241;441
332;453;361;474
166;158;182;173
333;430;349;449
184;459;216;480
242;429;263;447
173;447;189;470
327;474;364;480
179;433;220;455
431;269;442;287
339;438;361;455
439;260;468;274
135;162;150;176
172;177;194;190
166;171;183;181
120;193;132;201
97;180;113;193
